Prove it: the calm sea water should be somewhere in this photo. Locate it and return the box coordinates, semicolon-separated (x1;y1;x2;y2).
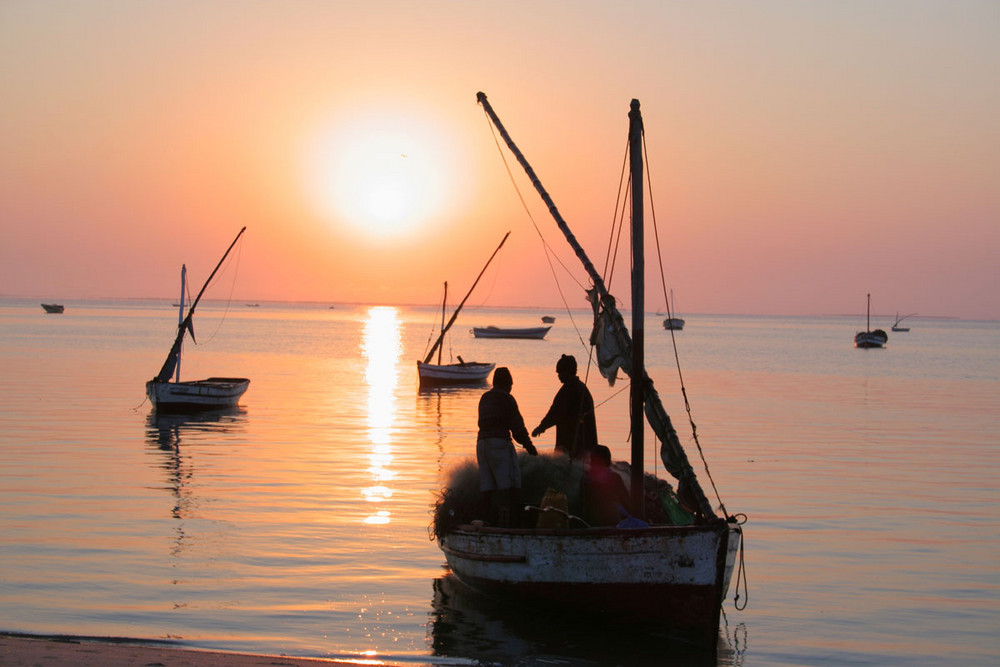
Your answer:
1;297;997;666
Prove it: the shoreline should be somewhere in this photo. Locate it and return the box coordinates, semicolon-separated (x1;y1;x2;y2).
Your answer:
0;633;361;666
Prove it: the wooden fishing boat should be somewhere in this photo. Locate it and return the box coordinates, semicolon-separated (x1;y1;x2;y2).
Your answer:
146;227;250;412
855;293;888;348
41;303;64;314
472;325;551;339
417;234;509;388
891;312;915;332
434;94;744;648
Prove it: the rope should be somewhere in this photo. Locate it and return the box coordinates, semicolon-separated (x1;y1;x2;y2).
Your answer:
196;234;243;346
731;519;749;611
641;131;729;518
484;111;591;358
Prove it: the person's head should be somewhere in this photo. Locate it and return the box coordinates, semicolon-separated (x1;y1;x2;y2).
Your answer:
555;354;577;382
591;444;612;468
492;367;513;391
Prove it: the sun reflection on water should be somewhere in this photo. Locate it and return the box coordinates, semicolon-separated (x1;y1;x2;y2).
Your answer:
360;306;402;525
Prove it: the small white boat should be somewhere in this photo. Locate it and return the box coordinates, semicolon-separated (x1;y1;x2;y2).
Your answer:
855;294;888;348
472;325;551;339
146;227;250;412
417;360;495;386
418;234;509;388
892;312;915;332
662;290;684;330
41;303;64;314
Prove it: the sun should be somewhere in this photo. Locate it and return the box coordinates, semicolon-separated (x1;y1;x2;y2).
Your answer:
307;112;452;238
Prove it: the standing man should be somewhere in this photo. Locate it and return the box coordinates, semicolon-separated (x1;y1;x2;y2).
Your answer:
477;367;537;526
531;354;598;460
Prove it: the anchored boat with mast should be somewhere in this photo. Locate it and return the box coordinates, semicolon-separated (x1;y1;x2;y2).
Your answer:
854;293;888;348
146;227;250;412
433;94;744;648
417;233;509;388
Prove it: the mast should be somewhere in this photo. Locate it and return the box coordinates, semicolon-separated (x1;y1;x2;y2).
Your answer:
154;226;247;383
438;282;447;365
422;231;510;366
175;265;187;382
867;293;871;333
628;99;645;518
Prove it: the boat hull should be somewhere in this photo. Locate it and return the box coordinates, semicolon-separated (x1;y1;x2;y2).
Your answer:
472;326;551;339
41;303;64;314
855;330;888;348
663;318;685;330
440;522;741;647
146;377;250;412
417;361;494;387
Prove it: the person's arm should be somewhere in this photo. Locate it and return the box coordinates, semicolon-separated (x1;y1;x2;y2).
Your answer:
508;395;537;455
531;387;565;436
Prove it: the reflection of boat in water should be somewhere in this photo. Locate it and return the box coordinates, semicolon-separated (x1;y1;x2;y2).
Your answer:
855;294;888;348
472;325;551;339
41;303;64;314
430;574;738;665
434;94;744;649
417;233;510;388
146;227;250;412
145;408;247;553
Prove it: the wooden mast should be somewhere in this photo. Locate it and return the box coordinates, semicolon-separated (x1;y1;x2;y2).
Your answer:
421;231;510;366
175;265;187;382
628;99;645;518
437;282;447;365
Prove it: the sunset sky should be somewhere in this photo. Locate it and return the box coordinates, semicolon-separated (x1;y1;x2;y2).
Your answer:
2;1;997;319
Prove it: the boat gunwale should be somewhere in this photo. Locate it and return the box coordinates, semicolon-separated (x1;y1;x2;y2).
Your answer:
445;520;729;539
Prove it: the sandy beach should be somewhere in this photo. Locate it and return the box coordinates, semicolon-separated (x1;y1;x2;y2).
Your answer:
0;634;348;666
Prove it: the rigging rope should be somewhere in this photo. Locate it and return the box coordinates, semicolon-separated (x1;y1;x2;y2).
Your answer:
484;111;591;358
196;234;243;346
641;131;729;519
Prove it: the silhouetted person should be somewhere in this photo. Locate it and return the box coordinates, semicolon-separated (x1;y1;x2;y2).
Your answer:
477;367;537;526
580;444;630;526
531;354;597;459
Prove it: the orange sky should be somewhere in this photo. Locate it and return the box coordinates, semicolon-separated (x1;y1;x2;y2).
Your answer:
2;1;997;319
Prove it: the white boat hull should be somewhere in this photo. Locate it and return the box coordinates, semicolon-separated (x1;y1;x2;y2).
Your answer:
146;377;250;412
417;361;494;387
440;522;741;646
472;326;550;339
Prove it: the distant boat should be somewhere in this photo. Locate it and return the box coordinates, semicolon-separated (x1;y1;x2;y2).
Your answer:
417;233;509;388
662;289;684;330
41;303;64;314
146;227;251;412
541;315;555;323
472;325;551;340
855;293;888;348
892;312;916;332
245;303;260;307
